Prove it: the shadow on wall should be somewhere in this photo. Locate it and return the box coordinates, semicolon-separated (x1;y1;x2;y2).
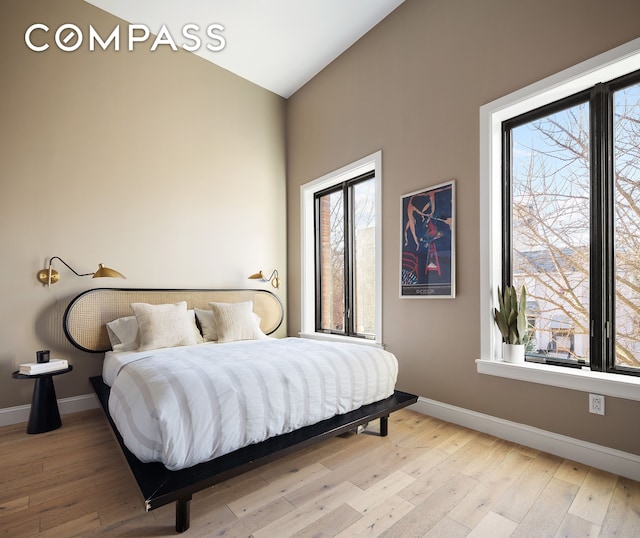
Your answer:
1;292;86;407
34;293;81;355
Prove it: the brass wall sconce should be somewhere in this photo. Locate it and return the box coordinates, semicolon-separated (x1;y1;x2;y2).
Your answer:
37;256;126;287
248;269;280;289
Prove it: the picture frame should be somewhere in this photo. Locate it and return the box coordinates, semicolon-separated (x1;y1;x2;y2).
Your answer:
400;180;455;298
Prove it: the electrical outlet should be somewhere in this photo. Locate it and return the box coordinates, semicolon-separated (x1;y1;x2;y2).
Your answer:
589;393;605;415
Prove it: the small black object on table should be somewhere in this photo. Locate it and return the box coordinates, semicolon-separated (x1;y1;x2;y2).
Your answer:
12;366;73;434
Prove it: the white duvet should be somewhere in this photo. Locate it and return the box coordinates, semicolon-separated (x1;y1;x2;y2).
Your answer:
106;337;398;470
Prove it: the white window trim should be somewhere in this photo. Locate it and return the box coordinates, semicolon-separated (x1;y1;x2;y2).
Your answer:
479;38;640;401
300;151;383;346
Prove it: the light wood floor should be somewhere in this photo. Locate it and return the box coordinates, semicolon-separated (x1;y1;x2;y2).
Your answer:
1;409;639;537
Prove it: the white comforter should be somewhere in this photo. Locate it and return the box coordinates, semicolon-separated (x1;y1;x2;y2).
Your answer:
106;337;398;470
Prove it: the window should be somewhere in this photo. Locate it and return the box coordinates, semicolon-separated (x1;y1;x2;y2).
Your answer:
301;152;382;344
315;172;376;338
503;71;640;377
479;38;640;397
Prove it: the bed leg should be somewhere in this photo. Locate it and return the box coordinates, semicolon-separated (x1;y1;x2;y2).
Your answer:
380;415;389;436
176;496;192;533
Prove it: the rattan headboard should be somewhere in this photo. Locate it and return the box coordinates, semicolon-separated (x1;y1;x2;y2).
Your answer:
63;288;284;353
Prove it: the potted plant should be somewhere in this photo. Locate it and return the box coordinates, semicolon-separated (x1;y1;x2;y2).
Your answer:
493;284;527;363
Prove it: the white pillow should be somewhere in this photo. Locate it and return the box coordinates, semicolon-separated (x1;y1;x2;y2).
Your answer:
106;315;140;352
130;302;203;351
208;301;268;343
194;307;218;342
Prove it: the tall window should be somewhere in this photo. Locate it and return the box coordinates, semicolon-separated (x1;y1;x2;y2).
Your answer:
315;172;376;338
300;151;382;344
503;70;640;376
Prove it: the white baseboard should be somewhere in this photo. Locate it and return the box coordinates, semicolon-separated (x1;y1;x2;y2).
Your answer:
411;396;640;482
0;393;100;428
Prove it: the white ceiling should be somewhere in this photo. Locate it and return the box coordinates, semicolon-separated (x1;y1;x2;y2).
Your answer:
83;0;405;98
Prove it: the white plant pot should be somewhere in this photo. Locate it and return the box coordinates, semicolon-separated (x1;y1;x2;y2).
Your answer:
502;343;525;363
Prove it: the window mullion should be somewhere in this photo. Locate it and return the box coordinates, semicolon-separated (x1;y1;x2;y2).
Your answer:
602;83;618;373
313;193;324;333
344;182;354;336
589;85;606;372
501;124;513;287
590;83;619;373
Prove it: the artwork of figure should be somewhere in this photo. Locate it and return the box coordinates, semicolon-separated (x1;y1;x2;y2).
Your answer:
404;191;436;251
401;181;455;297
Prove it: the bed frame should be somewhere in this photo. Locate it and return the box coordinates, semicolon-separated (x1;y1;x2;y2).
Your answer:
64;288;418;533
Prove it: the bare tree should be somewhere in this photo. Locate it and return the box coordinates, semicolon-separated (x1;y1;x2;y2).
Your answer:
511;83;640;369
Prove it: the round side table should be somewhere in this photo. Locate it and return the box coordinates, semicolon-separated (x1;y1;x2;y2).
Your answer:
12;366;73;434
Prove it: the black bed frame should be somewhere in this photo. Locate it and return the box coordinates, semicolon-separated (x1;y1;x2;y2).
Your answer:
91;376;417;533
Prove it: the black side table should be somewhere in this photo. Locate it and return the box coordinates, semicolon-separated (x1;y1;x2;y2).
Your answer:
12;366;73;434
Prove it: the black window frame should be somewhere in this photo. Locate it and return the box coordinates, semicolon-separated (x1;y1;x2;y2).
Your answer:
313;170;376;339
502;68;640;378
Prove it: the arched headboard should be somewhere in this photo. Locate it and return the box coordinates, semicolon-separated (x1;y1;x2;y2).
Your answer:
63;288;284;353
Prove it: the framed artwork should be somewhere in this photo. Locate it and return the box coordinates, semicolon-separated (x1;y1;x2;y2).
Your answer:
400;180;455;298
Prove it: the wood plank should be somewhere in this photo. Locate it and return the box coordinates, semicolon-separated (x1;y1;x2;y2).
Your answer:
553;513;601;537
284;466;363;508
227;462;331;516
201;497;295;538
421;516;470;538
379;472;478;537
294;503;362;538
0;516;40;538
252;481;363;537
337;495;415;537
467;511;518;537
599;476;640;537
347;444;426;490
389;415;450;449
493;451;562;523
568;467;618;526
0;495;29;516
554;458;590;486
318;434;386;471
452;437;513;482
397;460;461;505
434;425;479;454
399;446;449;478
447;449;534;528
347;471;416;514
36;512;102;538
511;477;579;538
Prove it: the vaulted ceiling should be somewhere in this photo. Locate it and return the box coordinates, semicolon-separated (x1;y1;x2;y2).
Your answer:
83;0;406;97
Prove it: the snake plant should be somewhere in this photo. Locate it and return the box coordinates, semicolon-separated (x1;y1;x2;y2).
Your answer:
493;285;527;345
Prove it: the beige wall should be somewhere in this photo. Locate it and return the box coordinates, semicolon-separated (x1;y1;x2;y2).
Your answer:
0;0;286;409
286;0;640;455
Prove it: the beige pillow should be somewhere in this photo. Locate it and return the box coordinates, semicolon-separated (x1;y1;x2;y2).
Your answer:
209;301;267;343
130;302;203;351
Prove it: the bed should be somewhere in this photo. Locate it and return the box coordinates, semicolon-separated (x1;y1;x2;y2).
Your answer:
63;288;418;533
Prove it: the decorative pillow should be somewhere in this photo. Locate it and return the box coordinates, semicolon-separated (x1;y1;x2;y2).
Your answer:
130;302;203;351
194;307;218;342
208;301;268;343
106;315;140;352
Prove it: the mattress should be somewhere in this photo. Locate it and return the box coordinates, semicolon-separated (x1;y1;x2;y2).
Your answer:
105;337;398;470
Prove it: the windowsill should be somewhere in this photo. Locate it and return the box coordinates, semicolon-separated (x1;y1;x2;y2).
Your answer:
476;359;640;402
299;332;383;348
